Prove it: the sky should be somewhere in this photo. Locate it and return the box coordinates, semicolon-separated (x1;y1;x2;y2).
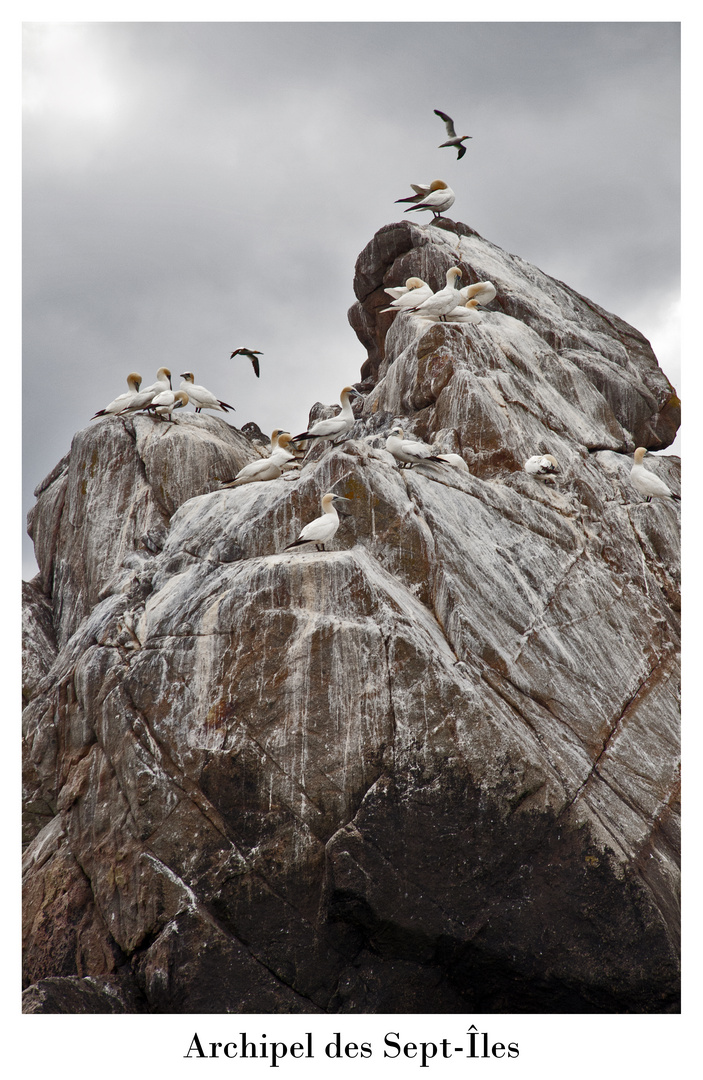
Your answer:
22;19;680;580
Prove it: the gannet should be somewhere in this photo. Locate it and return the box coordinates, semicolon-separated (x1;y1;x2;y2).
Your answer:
434;109;472;159
381;278;433;313
123;367;173;414
434;452;469;471
178;372;235;413
437;299;483;323
396;180;455;218
152;389;189;419
91;373;143;419
385;427;450;469
524;454;560;482
384;276;426;301
290;386;360;445
221;433;295;487
459;281;497;307
230;347;262;378
630;447;680;502
406;267;464;321
285;492;351;551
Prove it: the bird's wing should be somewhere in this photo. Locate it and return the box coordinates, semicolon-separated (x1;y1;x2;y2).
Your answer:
457;144;467;160
250;356;260;378
434;109;457;138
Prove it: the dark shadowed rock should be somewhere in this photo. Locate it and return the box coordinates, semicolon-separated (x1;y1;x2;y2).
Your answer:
23;220;680;1013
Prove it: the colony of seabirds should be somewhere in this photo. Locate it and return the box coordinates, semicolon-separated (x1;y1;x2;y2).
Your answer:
91;108;679;550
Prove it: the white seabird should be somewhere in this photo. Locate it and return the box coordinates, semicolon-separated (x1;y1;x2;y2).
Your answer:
381;278;433;313
459;281;497;306
439;299;483;323
178;372;235;413
152;389;189;419
433;452;469;471
230;347;262;378
221;433;295;487
385;426;450;469
396;179;456;218
285;492;351;552
91;373;143;419
405;267;464;321
524;454;560;482
630;447;680;502
434;109;472;159
122;367;173;414
290;386;360;445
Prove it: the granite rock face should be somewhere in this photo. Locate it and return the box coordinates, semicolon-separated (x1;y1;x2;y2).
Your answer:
22;219;680;1013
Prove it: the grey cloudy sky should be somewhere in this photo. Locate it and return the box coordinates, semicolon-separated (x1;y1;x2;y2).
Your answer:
22;19;681;579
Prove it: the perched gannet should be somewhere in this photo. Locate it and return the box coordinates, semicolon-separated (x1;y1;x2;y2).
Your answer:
434;109;472;159
396;180;455;219
221;433;295;487
123;367;173;414
406;267;464;321
630;447;680;502
91;373;143;419
230;347;263;378
152;389;189;419
381;278;433;313
433;452;469;471
285;492;351;552
437;299;483;323
178;372;235;413
385;427;450;469
290;386;360;445
524;454;560;482
459;281;497;307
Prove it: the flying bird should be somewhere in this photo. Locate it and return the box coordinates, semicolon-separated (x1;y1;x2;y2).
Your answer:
405;266;464;321
230;347;263;378
630;447;680;502
178;372;235;413
395;180;455;218
290;386;360;445
385;427;451;470
91;373;143;419
434;109;472;159
524;454;560;482
285;492;351;552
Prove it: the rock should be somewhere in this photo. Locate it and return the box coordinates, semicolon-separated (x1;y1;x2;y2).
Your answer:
22;219;680;1013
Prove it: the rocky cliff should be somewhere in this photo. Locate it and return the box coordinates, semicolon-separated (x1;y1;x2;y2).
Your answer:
22;218;680;1013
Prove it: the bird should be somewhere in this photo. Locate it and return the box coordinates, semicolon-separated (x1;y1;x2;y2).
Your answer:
395;180;455;218
380;278;433;313
405;266;464;321
285;491;351;551
442;299;483;323
290;386;360;445
459;281;497;307
230;347;263;378
433;452;470;471
151;389;189;419
630;447;680;502
385;427;451;469
123;367;173;414
178;372;235;413
524;454;560;482
434;109;472;159
91;373;143;419
220;433;295;487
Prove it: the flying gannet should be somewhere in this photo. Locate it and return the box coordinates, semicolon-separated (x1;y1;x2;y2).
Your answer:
459;281;497;307
285;492;351;552
524;454;560;483
178;372;235;413
381;278;433;313
290;386;360;445
91;373;143;419
396;180;456;219
434;109;472;159
230;347;263;378
405;267;464;321
630;447;680;502
385;427;451;469
220;433;295;487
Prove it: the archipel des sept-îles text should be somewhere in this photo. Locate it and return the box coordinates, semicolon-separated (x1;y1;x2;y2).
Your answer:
184;1027;520;1067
